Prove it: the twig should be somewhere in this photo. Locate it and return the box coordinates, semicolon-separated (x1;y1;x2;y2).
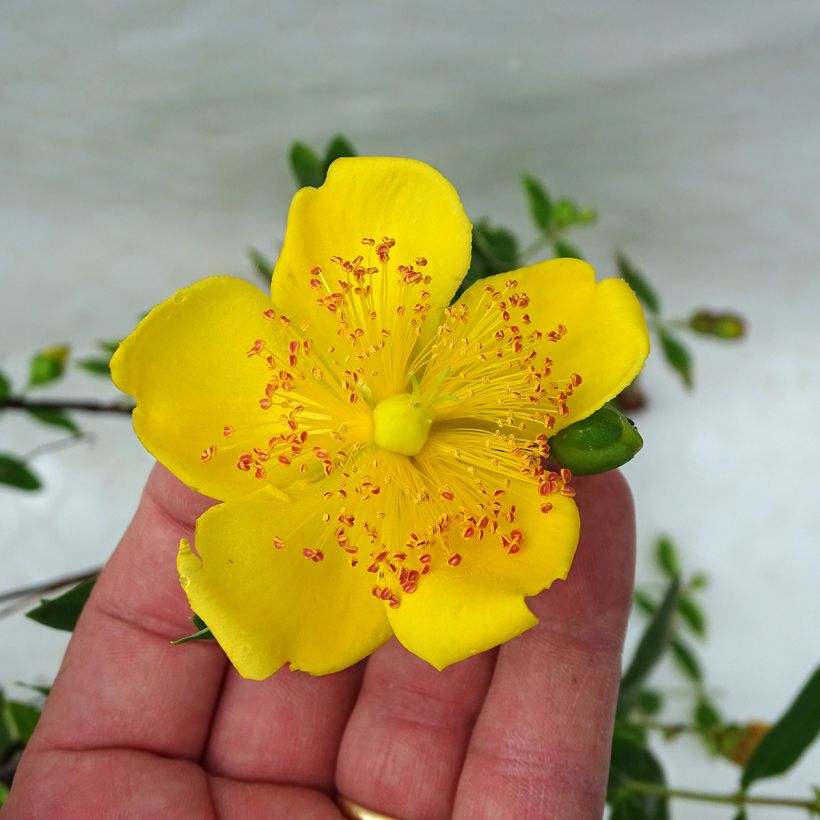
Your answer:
1;397;134;415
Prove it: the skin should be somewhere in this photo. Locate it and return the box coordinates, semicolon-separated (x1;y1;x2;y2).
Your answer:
5;464;635;819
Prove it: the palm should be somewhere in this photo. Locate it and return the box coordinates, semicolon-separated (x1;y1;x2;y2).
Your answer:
7;465;634;819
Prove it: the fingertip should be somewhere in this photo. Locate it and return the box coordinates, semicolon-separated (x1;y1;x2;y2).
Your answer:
142;463;219;528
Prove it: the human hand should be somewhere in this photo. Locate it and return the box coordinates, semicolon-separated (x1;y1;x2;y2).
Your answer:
5;464;635;819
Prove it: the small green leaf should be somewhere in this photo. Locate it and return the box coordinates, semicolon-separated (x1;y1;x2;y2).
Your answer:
616;253;661;314
633;589;657;616
608;731;669;820
552;197;579;230
28;346;69;388
638;689;664;716
0;690;11;755
456;219;521;299
655;536;680;578
0;371;10;400
659;329;693;389
76;357;111;377
549;403;643;475
732;811;748;820
522;175;553;232
324;134;357;170
0;454;41;491
289;141;324;188
14;682;51;697
741;665;820;789
577;207;598;225
678;596;707;638
25;576;97;632
552;236;584;260
670;638;702;682
26;408;81;435
688;572;709;591
97;339;121;356
619;577;681;712
694;696;722;731
0;781;8;806
172;613;215;644
5;700;40;743
249;247;276;285
688;309;746;340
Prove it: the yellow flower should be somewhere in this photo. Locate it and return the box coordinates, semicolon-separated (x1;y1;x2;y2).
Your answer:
111;158;648;679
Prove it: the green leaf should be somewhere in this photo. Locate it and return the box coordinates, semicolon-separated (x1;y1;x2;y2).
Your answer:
0;781;8;806
0;690;11;755
323;134;357;170
0;371;10;400
577;207;598;225
694;696;722;731
655;536;680;578
659;329;693;389
638;689;664;717
678;596;707;638
456;219;520;299
289;141;325;188
552;236;584;260
25;576;97;632
688;309;746;340
5;700;40;743
741;665;820;790
619;577;681;712
549;403;643;475
688;572;708;591
616;253;661;314
14;682;51;697
633;589;657;616
0;454;41;491
97;339;121;356
249;247;276;285
608;730;669;820
76;357;111;377
26;408;81;435
522;175;553;232
552;197;580;230
732;811;748;820
172;613;215;645
28;346;69;388
670;638;702;683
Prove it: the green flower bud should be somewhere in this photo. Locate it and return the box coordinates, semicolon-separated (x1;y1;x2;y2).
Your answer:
689;309;746;339
548;403;643;475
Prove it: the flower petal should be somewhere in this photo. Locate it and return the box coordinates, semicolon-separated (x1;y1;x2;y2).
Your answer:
386;477;580;670
111;277;322;501
178;485;393;679
273;157;472;391
460;258;649;434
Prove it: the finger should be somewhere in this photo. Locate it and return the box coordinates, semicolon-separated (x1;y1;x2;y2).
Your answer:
335;638;495;820
204;661;365;791
453;471;635;819
21;464;227;762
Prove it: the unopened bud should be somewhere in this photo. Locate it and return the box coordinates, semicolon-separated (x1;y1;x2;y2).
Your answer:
549;403;643;475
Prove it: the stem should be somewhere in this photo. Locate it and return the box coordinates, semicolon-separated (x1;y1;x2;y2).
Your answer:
0;397;134;415
521;233;553;260
625;779;819;812
0;567;101;604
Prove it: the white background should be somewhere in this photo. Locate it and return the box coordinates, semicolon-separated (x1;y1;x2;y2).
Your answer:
1;2;819;817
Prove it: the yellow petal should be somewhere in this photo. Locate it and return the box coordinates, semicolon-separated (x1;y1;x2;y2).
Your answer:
273;157;472;396
459;258;649;434
111;276;316;500
178;485;393;678
386;477;580;670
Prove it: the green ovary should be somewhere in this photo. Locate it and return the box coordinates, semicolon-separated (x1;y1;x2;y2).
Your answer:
372;393;434;456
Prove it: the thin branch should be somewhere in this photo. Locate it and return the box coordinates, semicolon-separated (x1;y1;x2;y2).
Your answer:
0;567;101;607
625;779;820;812
0;397;134;415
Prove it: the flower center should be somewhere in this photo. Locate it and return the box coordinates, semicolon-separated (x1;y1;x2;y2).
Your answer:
372;392;434;456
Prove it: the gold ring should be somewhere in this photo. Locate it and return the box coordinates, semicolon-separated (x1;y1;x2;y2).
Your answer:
335;794;401;820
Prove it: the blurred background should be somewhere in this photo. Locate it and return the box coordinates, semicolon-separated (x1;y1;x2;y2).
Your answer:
1;1;819;817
